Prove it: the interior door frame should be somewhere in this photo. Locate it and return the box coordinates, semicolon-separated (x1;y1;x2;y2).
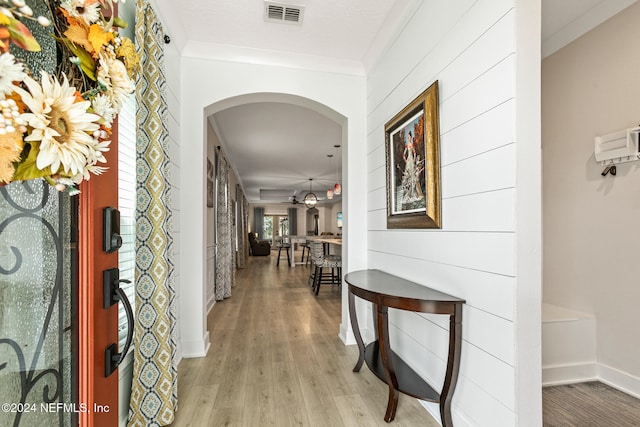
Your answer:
78;119;120;426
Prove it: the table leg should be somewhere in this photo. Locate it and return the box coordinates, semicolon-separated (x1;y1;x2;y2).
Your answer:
348;290;365;372
377;304;399;423
439;305;463;427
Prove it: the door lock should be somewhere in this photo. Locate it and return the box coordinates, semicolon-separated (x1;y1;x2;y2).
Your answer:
103;207;122;253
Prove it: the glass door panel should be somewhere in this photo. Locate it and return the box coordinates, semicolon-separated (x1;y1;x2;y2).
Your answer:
279;217;289;237
263;217;274;241
0;180;76;427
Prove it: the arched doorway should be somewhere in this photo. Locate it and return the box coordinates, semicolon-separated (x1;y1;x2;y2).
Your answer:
202;92;349;342
306;207;320;236
177;60;368;357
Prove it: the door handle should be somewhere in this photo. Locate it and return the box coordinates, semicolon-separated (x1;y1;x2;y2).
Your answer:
103;268;134;377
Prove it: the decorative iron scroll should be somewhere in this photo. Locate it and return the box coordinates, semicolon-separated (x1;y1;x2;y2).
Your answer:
0;179;73;427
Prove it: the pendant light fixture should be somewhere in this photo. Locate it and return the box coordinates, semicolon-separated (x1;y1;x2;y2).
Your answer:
326;154;334;200
333;145;342;195
304;178;318;208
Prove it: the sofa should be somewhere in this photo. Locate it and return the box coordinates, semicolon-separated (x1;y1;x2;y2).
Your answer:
248;233;271;256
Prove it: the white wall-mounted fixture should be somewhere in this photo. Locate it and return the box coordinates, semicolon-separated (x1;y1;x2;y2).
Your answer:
594;126;640;166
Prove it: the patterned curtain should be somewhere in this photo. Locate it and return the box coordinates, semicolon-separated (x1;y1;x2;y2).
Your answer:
243;195;250;260
230;196;237;285
236;185;246;269
253;207;265;240
215;151;233;300
129;1;178;425
288;207;298;235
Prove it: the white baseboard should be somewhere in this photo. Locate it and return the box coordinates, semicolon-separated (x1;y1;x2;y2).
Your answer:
180;332;210;358
420;401;442;426
419;401;473;427
339;322;356;345
543;361;640;398
542;362;597;386
338;323;374;347
598;363;640;399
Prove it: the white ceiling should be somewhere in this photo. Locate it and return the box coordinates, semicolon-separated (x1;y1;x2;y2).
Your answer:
181;0;636;204
175;0;404;63
209;102;343;205
541;0;637;57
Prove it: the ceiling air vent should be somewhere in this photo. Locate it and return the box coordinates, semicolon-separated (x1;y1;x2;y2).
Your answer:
264;2;304;25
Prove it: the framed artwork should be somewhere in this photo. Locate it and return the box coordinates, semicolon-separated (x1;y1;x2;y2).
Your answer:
207;158;214;208
385;80;441;229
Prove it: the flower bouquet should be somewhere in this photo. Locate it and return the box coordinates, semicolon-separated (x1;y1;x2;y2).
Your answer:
0;0;138;192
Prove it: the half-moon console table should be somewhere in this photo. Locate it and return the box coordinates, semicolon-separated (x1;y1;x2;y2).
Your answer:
345;269;465;426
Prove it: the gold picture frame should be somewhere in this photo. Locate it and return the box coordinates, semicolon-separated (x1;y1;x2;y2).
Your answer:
385;80;441;229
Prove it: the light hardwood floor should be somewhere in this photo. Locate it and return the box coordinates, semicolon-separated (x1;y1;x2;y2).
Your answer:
170;253;440;427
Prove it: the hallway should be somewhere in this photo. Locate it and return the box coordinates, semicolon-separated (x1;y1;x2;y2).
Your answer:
171;255;438;426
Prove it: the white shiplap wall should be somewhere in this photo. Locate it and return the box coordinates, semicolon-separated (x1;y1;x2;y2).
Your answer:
164;41;182;362
366;0;540;425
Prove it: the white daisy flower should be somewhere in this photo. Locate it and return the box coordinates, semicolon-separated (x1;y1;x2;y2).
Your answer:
72;163;108;184
14;71;101;176
60;0;100;25
0;53;27;96
97;52;134;111
91;93;117;125
87;137;110;165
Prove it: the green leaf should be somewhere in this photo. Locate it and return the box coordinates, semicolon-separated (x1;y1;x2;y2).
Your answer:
113;17;128;29
55;36;97;81
12;143;53;181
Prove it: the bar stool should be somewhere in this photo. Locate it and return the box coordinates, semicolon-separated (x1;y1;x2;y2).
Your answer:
308;242;341;294
275;237;291;267
300;239;310;263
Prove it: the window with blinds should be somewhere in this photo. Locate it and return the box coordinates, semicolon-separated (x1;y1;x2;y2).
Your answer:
117;95;136;351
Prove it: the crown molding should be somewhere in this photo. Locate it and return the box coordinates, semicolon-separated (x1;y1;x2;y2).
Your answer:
181;41;366;76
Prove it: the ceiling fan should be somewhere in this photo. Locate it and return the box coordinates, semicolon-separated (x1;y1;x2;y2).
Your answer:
261;177;332;206
288;195;301;205
277;191;302;205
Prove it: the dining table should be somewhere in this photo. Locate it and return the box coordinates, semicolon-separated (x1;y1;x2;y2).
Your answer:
286;235;310;267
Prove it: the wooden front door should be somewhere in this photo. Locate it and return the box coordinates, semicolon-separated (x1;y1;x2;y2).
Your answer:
0;131;120;427
78;121;120;427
